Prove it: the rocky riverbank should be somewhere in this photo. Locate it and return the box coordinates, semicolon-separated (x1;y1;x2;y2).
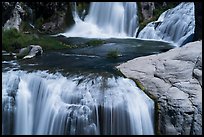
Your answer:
117;41;202;135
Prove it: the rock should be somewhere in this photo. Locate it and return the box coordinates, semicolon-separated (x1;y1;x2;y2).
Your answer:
2;2;16;25
41;12;65;33
25;2;75;34
140;2;155;21
117;40;202;135
3;2;25;31
17;45;43;59
23;45;43;59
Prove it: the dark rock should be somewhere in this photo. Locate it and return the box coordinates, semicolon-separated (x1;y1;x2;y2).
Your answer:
193;2;202;40
2;2;16;25
140;2;155;21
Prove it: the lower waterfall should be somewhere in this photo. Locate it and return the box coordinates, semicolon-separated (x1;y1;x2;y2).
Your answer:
2;70;154;135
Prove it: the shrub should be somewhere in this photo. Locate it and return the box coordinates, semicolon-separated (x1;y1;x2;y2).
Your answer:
107;50;120;59
86;39;105;46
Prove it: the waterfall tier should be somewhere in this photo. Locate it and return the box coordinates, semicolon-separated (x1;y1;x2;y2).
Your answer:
2;70;154;135
61;2;139;38
137;2;195;46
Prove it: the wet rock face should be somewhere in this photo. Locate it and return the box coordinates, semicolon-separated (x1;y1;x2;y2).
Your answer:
117;41;202;135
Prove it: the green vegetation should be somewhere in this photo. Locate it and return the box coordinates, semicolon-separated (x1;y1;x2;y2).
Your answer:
137;2;144;25
134;79;145;91
85;39;105;46
107;50;120;59
2;28;71;53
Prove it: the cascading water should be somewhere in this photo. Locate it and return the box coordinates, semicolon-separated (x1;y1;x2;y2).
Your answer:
2;70;154;135
61;2;139;38
70;2;82;24
137;2;195;46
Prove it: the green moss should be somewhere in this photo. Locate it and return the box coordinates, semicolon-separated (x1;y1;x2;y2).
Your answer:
155;101;161;135
107;50;120;59
85;39;105;46
2;28;72;53
134;79;145;91
35;17;44;29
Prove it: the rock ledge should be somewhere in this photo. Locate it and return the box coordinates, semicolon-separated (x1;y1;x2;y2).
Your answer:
117;41;202;135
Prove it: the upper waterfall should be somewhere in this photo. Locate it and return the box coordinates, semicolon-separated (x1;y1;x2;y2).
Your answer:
137;2;195;46
61;2;139;38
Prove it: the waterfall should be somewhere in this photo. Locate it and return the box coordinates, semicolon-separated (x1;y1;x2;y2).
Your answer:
2;70;154;135
62;2;139;38
70;2;82;24
137;2;195;46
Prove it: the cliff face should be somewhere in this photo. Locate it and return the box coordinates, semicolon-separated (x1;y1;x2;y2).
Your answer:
2;2;75;34
117;41;202;135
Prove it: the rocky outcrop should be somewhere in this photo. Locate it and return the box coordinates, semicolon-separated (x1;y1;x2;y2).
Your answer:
3;2;25;31
41;12;66;34
2;2;75;34
117;41;202;135
25;2;75;34
17;45;43;59
140;2;155;21
2;2;16;25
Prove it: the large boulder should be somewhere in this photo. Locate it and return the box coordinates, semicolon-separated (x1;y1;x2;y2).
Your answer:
117;41;202;135
17;45;43;59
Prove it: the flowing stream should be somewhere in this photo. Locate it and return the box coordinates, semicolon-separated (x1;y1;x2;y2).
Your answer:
2;38;175;135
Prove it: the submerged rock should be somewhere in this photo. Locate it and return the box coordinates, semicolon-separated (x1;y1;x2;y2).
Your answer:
117;41;202;135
